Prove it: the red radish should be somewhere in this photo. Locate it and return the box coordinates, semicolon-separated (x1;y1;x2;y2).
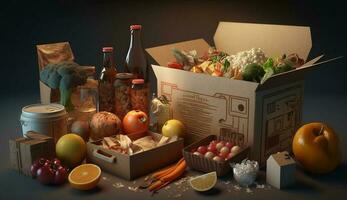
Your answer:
197;146;208;155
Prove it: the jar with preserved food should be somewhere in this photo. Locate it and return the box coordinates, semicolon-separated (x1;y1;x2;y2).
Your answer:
114;73;133;120
98;47;117;113
130;79;149;114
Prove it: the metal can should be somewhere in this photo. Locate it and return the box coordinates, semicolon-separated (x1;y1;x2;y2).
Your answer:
20;103;68;143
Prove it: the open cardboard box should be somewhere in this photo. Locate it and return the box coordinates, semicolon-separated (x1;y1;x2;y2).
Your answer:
146;22;342;165
86;132;184;180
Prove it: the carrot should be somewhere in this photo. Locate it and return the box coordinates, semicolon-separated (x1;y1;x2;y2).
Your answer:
151;158;184;180
160;160;187;183
148;180;164;192
151;181;170;193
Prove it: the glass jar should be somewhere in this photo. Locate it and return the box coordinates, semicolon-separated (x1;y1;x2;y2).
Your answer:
114;73;133;120
130;79;149;114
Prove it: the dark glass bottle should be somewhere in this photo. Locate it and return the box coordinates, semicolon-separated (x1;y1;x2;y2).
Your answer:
98;47;117;113
125;25;148;82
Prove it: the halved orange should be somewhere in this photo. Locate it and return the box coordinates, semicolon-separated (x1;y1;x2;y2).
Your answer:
68;164;101;190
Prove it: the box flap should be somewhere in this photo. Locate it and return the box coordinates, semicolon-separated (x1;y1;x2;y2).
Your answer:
146;39;210;66
214;22;312;61
257;55;343;90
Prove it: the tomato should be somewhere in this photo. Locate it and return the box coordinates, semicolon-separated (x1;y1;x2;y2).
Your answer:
167;61;183;70
123;110;149;135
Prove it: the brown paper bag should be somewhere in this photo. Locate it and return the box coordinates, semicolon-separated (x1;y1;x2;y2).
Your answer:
36;42;75;103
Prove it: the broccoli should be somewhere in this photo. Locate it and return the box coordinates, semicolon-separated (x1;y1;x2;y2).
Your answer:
242;63;265;83
40;61;87;111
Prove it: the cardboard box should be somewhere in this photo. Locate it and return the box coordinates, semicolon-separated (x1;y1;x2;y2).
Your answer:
266;151;296;189
9;132;55;176
146;22;341;165
86;132;184;180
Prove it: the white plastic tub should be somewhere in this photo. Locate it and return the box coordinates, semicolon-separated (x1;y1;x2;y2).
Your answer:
20;103;68;143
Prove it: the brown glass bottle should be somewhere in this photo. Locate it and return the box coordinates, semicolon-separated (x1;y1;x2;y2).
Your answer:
98;47;117;113
125;25;149;82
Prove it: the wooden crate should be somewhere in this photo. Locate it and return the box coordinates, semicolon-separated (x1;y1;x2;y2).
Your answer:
9;132;55;176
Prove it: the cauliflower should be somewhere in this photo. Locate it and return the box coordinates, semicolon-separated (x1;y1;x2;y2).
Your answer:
225;48;267;72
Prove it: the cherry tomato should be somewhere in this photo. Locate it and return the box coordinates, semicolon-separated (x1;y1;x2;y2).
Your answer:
167;61;183;70
197;146;208;155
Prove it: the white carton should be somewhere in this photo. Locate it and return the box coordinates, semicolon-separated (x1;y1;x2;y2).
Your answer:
146;22;341;164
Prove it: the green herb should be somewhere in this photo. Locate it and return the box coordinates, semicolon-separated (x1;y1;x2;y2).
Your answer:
222;59;230;73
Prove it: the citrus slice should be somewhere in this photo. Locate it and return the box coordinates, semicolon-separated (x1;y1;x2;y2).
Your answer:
189;171;217;192
68;164;101;190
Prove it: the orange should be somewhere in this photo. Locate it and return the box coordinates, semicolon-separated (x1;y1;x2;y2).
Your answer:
68;164;101;190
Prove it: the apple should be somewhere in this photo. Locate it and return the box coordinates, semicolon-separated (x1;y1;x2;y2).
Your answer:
219;152;228;159
53;166;68;185
293;122;341;174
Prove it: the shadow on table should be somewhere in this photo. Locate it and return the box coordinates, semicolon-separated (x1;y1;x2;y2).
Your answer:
304;162;347;187
69;186;102;195
195;187;222;196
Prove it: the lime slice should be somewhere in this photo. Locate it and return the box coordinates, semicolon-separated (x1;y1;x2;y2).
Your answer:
189;171;217;192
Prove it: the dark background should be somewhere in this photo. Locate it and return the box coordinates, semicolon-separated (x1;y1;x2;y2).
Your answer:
0;0;346;96
1;1;347;199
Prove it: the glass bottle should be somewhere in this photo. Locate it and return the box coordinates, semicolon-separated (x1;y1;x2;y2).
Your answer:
98;47;117;113
114;73;133;120
125;25;149;82
130;79;149;114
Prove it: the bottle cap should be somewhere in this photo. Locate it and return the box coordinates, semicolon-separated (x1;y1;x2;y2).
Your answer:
130;25;142;30
102;47;114;52
132;79;144;84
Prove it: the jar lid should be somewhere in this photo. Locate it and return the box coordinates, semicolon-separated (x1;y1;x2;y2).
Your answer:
116;73;134;79
132;79;144;84
102;47;114;52
21;103;67;119
130;25;142;30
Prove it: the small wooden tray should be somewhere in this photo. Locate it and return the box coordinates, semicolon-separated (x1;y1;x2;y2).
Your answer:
183;134;250;177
